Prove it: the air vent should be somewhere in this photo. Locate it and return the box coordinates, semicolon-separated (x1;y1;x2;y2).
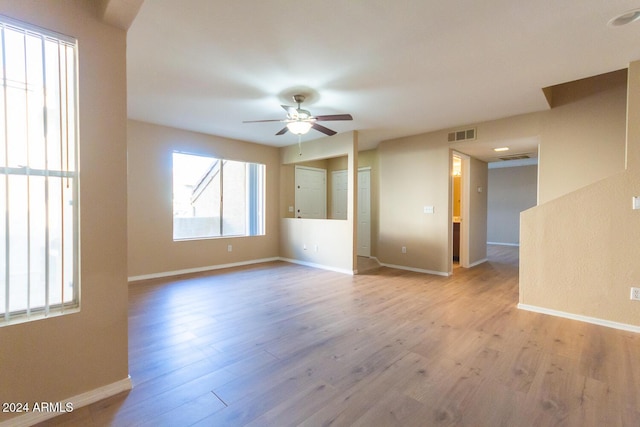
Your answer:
499;154;530;161
448;128;476;142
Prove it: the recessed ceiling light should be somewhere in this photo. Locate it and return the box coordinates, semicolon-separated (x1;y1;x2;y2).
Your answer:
494;147;509;152
608;9;640;26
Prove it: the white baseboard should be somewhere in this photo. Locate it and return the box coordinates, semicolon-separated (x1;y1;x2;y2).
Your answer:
517;303;640;333
487;242;520;247
128;257;280;282
378;262;450;277
279;258;355;275
467;258;488;268
0;376;132;427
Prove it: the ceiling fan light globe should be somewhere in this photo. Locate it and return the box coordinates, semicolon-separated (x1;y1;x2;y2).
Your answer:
287;121;312;135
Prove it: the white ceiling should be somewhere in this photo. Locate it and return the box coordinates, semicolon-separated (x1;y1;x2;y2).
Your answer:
126;1;640;161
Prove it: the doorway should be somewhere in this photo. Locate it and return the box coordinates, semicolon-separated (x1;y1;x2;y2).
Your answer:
451;152;470;270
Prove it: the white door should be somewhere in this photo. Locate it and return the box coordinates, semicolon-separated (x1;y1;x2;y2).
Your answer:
295;166;326;219
357;168;371;257
331;170;348;220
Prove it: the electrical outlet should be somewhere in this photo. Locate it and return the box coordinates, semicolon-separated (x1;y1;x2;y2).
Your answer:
401;246;407;254
631;287;640;301
227;244;232;252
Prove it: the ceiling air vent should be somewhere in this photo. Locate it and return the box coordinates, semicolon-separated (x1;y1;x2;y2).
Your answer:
448;128;476;142
499;154;531;161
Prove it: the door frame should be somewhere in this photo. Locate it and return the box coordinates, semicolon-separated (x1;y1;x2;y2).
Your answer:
357;167;371;257
452;151;471;270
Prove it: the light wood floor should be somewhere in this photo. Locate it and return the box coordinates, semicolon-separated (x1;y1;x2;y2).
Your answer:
39;246;640;426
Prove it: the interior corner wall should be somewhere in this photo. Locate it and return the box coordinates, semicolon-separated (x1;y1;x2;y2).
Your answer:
0;1;129;422
519;62;640;328
279;132;357;274
127;120;280;279
487;165;537;245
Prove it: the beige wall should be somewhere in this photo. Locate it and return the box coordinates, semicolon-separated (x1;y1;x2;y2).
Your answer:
520;62;640;328
376;130;489;274
279;132;357;273
127;120;280;279
0;1;129;422
487;165;538;245
378;132;452;274
468;157;488;264
538;70;627;204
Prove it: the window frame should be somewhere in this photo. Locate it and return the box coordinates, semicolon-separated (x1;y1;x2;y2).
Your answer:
172;151;265;241
0;15;80;326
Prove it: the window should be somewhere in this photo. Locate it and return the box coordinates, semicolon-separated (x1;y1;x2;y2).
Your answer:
172;152;265;240
0;17;79;324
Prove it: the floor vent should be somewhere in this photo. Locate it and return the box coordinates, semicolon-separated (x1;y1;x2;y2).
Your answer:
448;128;476;142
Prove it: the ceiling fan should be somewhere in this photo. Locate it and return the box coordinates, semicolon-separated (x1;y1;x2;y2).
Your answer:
243;94;353;136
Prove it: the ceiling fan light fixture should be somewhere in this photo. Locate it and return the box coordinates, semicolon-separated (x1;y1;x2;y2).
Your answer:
286;121;312;135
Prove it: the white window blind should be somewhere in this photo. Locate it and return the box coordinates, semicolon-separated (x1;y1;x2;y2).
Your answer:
0;16;79;324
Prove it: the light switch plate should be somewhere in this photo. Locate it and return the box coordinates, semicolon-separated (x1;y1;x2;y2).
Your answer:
424;206;435;214
633;196;640;210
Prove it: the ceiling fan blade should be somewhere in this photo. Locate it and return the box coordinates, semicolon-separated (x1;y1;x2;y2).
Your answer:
314;114;353;121
242;119;284;123
312;123;337;136
275;127;289;135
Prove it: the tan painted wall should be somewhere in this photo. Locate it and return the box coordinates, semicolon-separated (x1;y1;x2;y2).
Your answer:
0;1;129;422
378;132;452;273
538;70;627;204
376;129;489;274
127;120;280;279
520;62;640;327
279;132;357;273
487;165;538;245
468;157;488;264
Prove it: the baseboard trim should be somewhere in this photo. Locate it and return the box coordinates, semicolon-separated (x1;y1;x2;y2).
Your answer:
279;258;355;275
378;262;450;277
517;303;640;333
128;258;280;282
0;376;132;427
487;242;520;247
468;258;488;268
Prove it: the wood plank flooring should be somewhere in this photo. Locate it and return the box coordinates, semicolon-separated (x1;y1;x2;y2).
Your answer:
38;246;640;426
